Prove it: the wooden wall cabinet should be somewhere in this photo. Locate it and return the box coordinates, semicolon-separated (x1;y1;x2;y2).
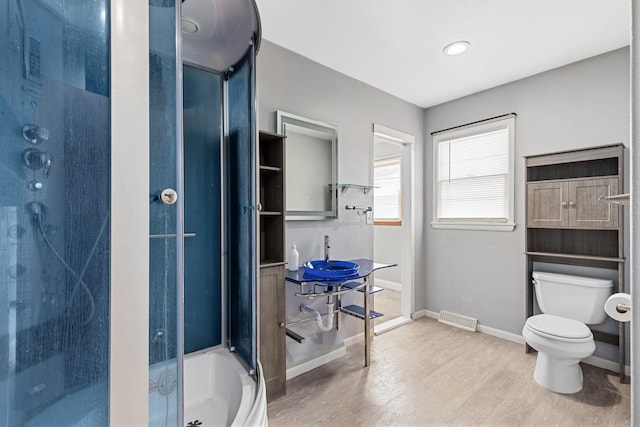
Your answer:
524;144;625;381
258;131;287;401
259;265;286;401
527;177;619;228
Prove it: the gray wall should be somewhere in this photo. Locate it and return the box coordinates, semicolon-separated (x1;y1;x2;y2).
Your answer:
373;226;402;284
257;40;629;364
257;40;425;341
423;47;630;361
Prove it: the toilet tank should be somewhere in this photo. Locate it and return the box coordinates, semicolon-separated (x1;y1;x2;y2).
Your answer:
532;271;613;324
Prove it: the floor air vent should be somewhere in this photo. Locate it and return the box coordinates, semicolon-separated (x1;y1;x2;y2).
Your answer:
438;310;477;332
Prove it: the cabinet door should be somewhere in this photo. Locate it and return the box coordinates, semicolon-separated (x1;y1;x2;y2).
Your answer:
526;181;568;227
259;265;286;401
568;177;619;228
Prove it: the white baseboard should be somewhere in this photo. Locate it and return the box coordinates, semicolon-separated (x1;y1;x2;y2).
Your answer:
344;332;364;347
285;347;347;380
583;355;631;376
411;309;429;319
418;309;438;320
374;278;401;292
414;309;630;375
374;316;412;335
477;324;525;344
295;313;632;378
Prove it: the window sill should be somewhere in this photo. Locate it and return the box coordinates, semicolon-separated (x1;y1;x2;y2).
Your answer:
431;222;516;232
374;219;402;226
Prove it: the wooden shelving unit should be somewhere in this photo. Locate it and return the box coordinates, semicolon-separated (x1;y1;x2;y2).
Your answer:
524;144;626;382
258;131;286;401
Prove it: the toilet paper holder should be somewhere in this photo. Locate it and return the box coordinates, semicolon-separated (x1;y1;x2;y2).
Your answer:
616;303;631;314
605;293;632;323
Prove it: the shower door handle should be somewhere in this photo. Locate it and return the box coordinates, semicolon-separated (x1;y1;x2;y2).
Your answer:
160;188;178;205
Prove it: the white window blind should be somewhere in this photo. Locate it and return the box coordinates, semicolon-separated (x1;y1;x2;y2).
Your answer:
433;116;515;230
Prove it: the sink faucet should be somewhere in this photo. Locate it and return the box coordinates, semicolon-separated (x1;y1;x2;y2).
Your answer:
324;235;331;262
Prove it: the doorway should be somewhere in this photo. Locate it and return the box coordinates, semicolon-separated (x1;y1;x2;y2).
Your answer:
371;124;415;334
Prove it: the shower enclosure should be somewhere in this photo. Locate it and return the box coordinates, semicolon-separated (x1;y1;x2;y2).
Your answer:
1;0;262;425
0;0;111;425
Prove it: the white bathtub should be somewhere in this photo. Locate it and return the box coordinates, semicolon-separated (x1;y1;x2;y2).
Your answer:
183;349;268;427
22;348;265;427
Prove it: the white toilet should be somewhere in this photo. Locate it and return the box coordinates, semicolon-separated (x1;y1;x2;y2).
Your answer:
522;271;613;394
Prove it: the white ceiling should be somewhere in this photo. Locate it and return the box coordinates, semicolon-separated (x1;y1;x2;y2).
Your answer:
254;0;631;108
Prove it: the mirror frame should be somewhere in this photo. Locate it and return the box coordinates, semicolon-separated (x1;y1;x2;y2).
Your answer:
277;111;338;220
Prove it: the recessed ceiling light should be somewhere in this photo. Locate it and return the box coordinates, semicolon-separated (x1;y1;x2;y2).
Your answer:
181;19;198;34
443;41;470;56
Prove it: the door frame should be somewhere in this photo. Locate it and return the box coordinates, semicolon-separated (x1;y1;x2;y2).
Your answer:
110;1;151;424
372;124;415;334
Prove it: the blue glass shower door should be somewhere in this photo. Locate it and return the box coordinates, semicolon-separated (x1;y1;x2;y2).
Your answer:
183;64;223;354
0;0;111;425
227;47;258;373
148;2;182;426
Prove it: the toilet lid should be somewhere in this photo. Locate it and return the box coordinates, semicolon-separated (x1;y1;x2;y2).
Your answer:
526;314;592;341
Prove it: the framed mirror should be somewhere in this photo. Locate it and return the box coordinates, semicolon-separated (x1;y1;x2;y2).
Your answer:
277;111;337;220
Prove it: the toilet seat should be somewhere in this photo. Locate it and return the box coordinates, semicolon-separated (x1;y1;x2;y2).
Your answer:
525;314;592;343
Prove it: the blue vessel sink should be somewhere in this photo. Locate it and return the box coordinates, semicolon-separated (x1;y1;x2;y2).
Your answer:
303;260;359;280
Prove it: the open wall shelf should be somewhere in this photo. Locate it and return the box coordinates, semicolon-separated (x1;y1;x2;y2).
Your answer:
258;131;285;265
334;183;377;194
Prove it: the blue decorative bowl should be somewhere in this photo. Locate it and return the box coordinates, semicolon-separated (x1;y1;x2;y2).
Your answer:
303;260;359;280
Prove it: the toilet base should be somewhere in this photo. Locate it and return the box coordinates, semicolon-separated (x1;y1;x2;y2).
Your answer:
532;352;584;394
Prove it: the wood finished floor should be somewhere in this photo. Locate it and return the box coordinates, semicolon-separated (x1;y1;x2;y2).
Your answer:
267;317;630;426
374;289;402;324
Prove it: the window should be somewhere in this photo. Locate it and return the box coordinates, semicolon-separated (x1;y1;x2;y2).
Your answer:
432;115;515;231
374;156;401;225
